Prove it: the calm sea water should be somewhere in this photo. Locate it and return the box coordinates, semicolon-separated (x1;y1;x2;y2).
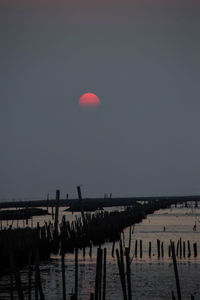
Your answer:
0;204;200;299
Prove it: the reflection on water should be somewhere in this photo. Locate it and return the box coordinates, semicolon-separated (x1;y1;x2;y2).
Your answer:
0;204;200;299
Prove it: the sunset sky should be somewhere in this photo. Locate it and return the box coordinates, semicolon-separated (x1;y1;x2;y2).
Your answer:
1;0;200;199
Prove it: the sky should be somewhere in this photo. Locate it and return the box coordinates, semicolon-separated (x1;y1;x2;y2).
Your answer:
1;0;200;200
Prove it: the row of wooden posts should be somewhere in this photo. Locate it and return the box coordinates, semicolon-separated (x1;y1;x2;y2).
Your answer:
116;238;198;259
7;239;197;300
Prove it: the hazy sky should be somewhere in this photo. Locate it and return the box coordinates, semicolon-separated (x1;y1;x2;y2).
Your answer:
1;0;200;200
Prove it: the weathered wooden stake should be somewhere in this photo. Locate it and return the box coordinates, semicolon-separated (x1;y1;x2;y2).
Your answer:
135;240;138;258
61;250;66;300
157;239;160;258
188;240;191;258
103;248;107;300
149;241;152;257
170;241;182;300
140;240;142;258
125;247;132;300
75;248;78;300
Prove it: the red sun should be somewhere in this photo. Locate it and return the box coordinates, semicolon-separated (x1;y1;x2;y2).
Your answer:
79;92;100;108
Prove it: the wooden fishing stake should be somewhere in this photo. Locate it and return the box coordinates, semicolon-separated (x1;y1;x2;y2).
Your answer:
77;186;85;224
193;243;197;257
125;247;132;300
75;248;78;300
140;240;142;258
15;267;25;300
52;207;54;220
61;250;66;300
161;242;164;258
183;242;185;258
9;253;14;300
95;248;101;300
103;248;107;300
171;291;176;300
116;248;127;300
28;251;32;300
54;189;60;238
111;241;115;257
157;239;160;258
128;226;132;252
89;242;92;258
98;248;103;300
176;240;179;257
179;238;182;258
170;241;182;300
169;245;171;257
135;240;138;258
35;249;45;300
90;293;94;300
188;241;191;257
149;241;152;258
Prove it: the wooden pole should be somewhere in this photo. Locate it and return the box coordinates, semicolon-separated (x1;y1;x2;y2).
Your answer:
149;241;151;258
140;240;142;258
116;248;127;300
28;251;32;300
170;241;182;300
125;247;132;300
102;248;107;300
61;250;66;300
54;189;60;238
75;248;78;300
134;240;137;258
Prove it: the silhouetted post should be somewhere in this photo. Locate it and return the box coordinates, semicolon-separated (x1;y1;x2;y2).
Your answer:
95;248;102;300
103;248;107;300
183;242;186;258
140;240;142;258
28;251;32;300
179;238;182;258
172;291;176;300
9;253;14;300
116;248;127;300
46;193;49;213
35;249;45;300
170;241;182;300
61;250;66;300
161;242;164;258
112;241;115;257
149;241;152;258
54;189;60;238
125;247;132;300
98;249;103;300
128;226;132;252
77;186;85;224
135;240;138;258
169;245;171;257
75;248;78;300
15;266;25;300
157;239;160;258
176;240;179;257
193;243;197;257
89;242;92;258
188;241;191;257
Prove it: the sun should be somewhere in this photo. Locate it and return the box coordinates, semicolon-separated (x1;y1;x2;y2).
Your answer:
79;92;100;109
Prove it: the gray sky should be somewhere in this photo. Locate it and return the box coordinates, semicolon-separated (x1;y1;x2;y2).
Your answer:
1;0;200;200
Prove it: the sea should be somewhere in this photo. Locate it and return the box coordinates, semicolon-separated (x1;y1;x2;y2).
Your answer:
0;203;200;299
